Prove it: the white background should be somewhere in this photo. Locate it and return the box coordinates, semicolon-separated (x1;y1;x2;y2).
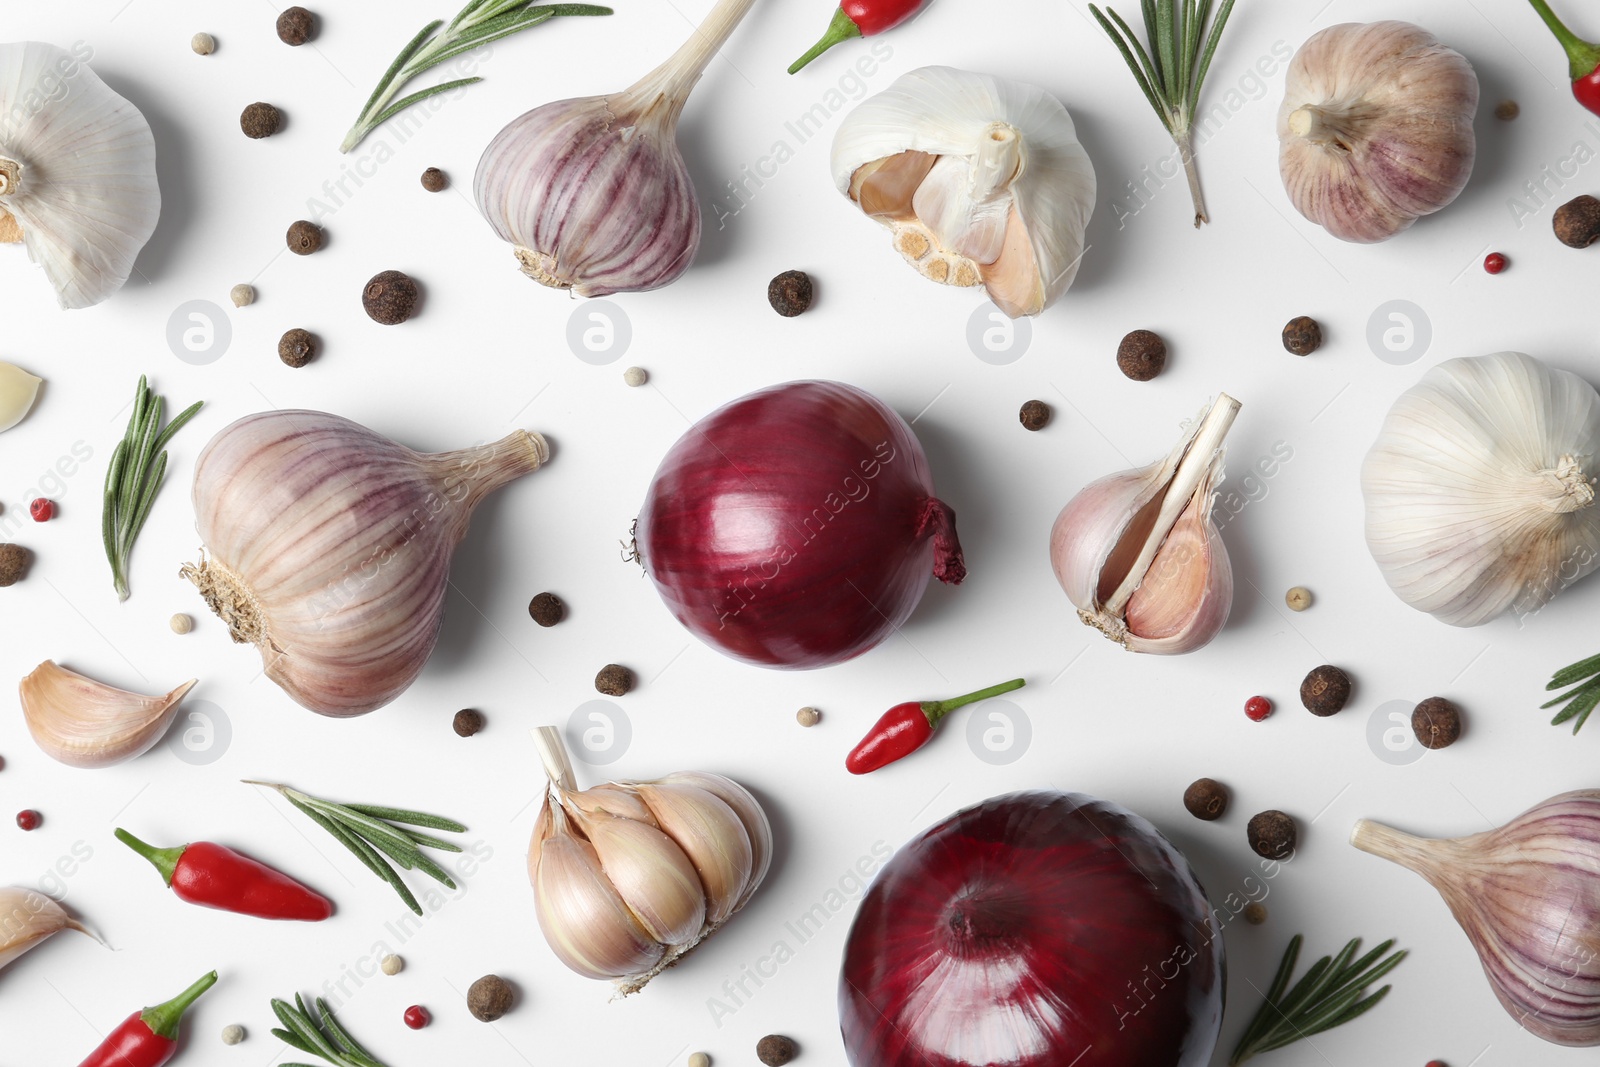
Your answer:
1;0;1597;1064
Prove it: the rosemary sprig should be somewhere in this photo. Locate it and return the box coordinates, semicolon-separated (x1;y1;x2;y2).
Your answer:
1230;935;1406;1065
1543;650;1600;732
246;781;466;916
102;375;203;602
1089;0;1238;227
341;0;614;153
272;993;391;1067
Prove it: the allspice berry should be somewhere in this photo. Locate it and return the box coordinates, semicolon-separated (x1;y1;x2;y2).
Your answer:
1247;810;1297;860
1300;665;1351;716
595;664;635;696
1183;778;1229;821
276;7;315;45
278;328;317;368
0;543;30;587
1116;329;1166;381
421;167;447;192
768;270;813;316
466;974;513;1022
1554;194;1600;248
1018;399;1051;431
1281;315;1322;356
286;220;323;255
362;270;419;325
756;1035;798;1066
1412;697;1462;750
240;102;281;139
452;709;484;737
527;592;564;627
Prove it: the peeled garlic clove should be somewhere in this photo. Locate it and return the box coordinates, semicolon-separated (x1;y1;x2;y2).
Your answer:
0;887;92;971
0;361;42;433
20;661;196;769
636;782;753;927
565;805;706;949
1278;22;1477;243
660;770;772;910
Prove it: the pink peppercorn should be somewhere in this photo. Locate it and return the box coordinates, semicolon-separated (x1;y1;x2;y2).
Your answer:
1245;696;1273;722
29;498;53;522
16;809;41;831
403;1005;430;1030
1483;252;1508;274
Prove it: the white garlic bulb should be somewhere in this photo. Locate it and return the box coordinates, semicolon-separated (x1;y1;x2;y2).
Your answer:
20;660;196;769
529;727;771;996
0;42;160;307
831;66;1096;319
1278;22;1477;243
1362;352;1600;627
0;887;91;972
0;361;42;433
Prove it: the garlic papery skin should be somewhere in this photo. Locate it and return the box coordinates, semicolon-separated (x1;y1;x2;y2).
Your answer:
0;887;91;972
1050;394;1239;654
0;361;42;433
1351;791;1600;1046
475;0;757;296
529;727;772;995
831;66;1096;318
180;411;549;717
0;42;160;307
1278;22;1477;243
20;661;196;769
1362;352;1600;627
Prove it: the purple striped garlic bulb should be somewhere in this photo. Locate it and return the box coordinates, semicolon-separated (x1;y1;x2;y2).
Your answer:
1351;791;1600;1046
474;0;757;297
181;411;549;717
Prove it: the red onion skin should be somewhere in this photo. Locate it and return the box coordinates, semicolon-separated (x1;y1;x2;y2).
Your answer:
840;791;1223;1067
636;380;964;669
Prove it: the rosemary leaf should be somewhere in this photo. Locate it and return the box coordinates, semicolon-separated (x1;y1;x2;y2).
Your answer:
395;828;465;854
365;77;483;131
1230;935;1405;1065
1542;652;1600;732
103;377;202;601
271;996;391;1067
344;803;468;833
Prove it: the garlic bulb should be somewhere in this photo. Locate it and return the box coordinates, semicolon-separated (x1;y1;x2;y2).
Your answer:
181;411;549;717
0;361;41;433
1351;791;1600;1046
0;42;161;307
1362;352;1600;627
1278;22;1477;243
20;661;196;769
831;66;1096;319
1051;394;1239;654
475;0;756;296
0;887;91;972
529;727;771;995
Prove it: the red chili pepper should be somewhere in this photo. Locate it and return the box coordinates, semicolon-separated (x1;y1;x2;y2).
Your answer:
77;971;216;1067
846;678;1025;774
115;828;333;922
1529;0;1600;116
789;0;930;74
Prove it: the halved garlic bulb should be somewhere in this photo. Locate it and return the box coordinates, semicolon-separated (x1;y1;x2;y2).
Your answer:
20;660;196;769
0;361;42;433
0;887;91;972
831;66;1096;318
0;42;161;308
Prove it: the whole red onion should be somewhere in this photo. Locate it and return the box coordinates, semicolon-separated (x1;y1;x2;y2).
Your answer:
635;380;965;669
840;790;1223;1067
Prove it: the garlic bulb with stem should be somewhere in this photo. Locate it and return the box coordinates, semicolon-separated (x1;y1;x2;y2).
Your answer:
529;726;771;995
1051;394;1239;654
1362;352;1600;627
0;41;161;307
1278;22;1477;243
180;410;549;717
475;0;757;296
831;66;1096;319
1351;791;1600;1046
0;887;93;972
20;661;196;769
0;361;42;433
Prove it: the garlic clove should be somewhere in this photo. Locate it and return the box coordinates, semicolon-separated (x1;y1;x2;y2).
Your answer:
566;783;658;828
659;770;772;911
1124;474;1233;654
19;661;196;769
852;151;938;220
564;805;707;949
0;887;92;972
636;782;753;927
0;361;43;433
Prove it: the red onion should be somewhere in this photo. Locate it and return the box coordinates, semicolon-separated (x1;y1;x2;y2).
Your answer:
635;380;964;669
840;790;1223;1067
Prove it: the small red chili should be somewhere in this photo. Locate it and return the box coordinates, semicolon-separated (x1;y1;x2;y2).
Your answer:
1528;1;1600;116
1484;252;1508;274
1245;696;1273;722
789;0;930;73
29;498;54;522
16;809;40;831
846;678;1025;774
115;828;333;921
404;1004;431;1029
75;971;216;1067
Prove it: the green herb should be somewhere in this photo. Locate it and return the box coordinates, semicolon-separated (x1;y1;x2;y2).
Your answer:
272;993;391;1067
246;781;466;915
1543;650;1600;732
103;376;203;602
341;0;614;153
1088;0;1239;227
1230;934;1406;1065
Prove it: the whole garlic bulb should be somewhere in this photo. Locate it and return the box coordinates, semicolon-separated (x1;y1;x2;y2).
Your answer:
1362;352;1600;627
1278;22;1477;243
0;42;160;307
529;727;771;996
831;66;1096;319
181;411;549;716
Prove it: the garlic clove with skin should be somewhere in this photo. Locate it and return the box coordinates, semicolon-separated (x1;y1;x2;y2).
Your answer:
636;782;754;927
562;804;708;949
20;661;196;769
0;887;93;972
660;770;772;910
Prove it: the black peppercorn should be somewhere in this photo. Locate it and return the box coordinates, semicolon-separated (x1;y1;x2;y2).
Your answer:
1281;315;1322;356
1554;194;1600;248
1300;664;1351;716
278;328;317;368
1247;810;1297;860
452;709;484;737
0;543;30;587
240;102;281;139
1117;329;1166;381
1412;697;1462;750
362;270;419;325
1183;778;1229;821
276;6;315;45
286;220;323;255
595;664;635;697
421;167;447;192
767;270;813;317
1018;399;1051;431
756;1035;798;1066
527;592;564;627
466;974;513;1021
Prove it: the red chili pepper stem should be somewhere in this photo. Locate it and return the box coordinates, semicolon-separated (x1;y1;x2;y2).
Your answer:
919;677;1027;730
115;828;184;886
789;7;862;74
1528;0;1600;80
141;971;218;1040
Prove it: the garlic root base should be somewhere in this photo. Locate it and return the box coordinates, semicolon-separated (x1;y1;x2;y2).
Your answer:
891;222;982;288
514;247;574;291
179;555;279;652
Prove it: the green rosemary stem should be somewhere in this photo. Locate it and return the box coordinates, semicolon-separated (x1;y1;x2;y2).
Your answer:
1543;650;1600;733
102;376;202;601
1229;935;1405;1065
